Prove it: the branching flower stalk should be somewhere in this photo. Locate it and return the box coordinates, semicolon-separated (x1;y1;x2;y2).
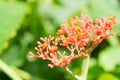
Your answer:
29;14;116;80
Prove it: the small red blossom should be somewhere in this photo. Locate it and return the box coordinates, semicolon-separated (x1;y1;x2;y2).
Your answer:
49;45;58;53
41;43;48;49
29;14;116;68
61;39;68;46
57;29;65;35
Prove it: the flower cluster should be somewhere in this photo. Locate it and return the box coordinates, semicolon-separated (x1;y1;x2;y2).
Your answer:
29;14;116;68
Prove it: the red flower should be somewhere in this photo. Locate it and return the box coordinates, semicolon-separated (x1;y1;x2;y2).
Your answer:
29;14;116;68
41;43;48;49
49;45;58;53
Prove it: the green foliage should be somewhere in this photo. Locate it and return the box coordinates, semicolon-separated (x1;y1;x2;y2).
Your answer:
1;45;24;67
98;46;120;71
98;73;119;80
0;1;29;53
0;0;120;80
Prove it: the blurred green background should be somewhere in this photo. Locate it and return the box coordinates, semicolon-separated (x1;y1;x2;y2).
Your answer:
0;0;120;80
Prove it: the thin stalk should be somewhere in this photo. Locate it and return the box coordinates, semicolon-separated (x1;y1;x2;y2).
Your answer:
80;55;90;80
0;59;22;80
64;67;80;80
64;55;90;80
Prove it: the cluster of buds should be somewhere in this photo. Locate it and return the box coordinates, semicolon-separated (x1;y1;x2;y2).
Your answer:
29;14;116;68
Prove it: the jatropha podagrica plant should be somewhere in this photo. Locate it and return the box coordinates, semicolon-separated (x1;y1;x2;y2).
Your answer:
29;14;116;80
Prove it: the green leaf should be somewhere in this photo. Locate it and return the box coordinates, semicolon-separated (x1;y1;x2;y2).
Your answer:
0;45;24;67
88;64;104;80
98;46;120;71
88;0;120;17
12;67;45;80
38;0;87;24
0;1;29;53
97;73;119;80
106;36;119;46
51;0;87;23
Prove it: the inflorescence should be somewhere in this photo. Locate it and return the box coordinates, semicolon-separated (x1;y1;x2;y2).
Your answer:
29;14;116;68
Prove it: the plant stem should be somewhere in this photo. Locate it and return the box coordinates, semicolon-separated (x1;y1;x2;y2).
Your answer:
64;55;90;80
80;55;90;80
0;59;22;80
64;67;80;80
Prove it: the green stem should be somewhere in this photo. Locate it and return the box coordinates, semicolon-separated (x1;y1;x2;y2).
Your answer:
0;59;22;80
64;67;80;80
80;55;90;80
64;55;90;80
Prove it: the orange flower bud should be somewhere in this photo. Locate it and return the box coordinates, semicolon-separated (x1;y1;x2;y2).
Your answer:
79;32;88;38
49;45;58;53
108;16;116;25
57;29;65;35
41;43;48;49
61;39;68;46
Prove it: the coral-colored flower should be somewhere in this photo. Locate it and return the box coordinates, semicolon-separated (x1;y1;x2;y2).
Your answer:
61;39;69;46
57;29;65;35
29;14;116;68
41;43;48;49
49;45;58;53
108;16;116;25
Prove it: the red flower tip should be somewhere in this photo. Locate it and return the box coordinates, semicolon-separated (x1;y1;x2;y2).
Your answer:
57;29;65;35
108;16;116;25
49;45;58;53
61;39;68;46
41;43;48;49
